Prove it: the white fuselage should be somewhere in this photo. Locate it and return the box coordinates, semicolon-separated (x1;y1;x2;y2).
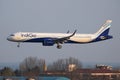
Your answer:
7;20;113;49
8;32;95;43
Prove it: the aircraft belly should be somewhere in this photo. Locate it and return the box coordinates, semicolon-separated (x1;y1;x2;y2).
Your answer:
70;37;92;43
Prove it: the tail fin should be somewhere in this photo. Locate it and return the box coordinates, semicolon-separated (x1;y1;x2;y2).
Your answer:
95;20;112;37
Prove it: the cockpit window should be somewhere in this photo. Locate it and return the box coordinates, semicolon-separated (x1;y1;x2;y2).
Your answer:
10;34;15;36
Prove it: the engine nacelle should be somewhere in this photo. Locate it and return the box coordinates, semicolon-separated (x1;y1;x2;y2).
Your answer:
42;39;54;46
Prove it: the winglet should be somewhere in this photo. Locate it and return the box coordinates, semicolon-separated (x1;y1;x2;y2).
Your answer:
69;30;77;37
67;30;70;33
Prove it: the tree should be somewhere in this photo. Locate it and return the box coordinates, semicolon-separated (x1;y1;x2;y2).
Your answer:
19;57;46;73
1;67;15;76
48;57;82;71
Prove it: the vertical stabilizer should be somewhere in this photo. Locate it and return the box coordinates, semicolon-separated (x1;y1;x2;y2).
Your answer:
95;20;112;37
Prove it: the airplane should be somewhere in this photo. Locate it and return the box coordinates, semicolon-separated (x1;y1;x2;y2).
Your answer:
7;20;113;49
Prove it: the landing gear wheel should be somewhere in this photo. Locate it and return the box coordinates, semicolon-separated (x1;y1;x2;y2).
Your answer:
17;45;20;47
17;43;20;47
57;45;62;49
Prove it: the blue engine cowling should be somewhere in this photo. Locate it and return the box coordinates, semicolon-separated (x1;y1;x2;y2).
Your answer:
42;39;55;46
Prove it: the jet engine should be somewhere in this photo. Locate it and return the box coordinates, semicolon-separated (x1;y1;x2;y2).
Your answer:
42;39;54;46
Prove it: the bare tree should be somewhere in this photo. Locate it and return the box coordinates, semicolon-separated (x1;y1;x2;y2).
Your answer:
19;57;46;73
48;57;82;71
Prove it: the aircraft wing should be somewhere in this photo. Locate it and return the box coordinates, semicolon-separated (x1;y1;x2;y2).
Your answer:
54;30;77;44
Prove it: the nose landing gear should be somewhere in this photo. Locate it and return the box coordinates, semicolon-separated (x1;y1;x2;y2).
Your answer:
17;42;20;47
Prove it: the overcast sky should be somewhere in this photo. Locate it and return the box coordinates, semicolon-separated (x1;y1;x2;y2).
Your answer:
0;0;120;66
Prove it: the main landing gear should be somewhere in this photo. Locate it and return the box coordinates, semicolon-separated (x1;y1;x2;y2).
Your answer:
56;44;62;49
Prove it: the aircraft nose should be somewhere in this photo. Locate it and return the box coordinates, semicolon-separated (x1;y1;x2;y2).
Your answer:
7;36;13;41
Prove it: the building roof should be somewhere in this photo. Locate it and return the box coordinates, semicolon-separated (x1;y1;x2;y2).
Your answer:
76;69;120;73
